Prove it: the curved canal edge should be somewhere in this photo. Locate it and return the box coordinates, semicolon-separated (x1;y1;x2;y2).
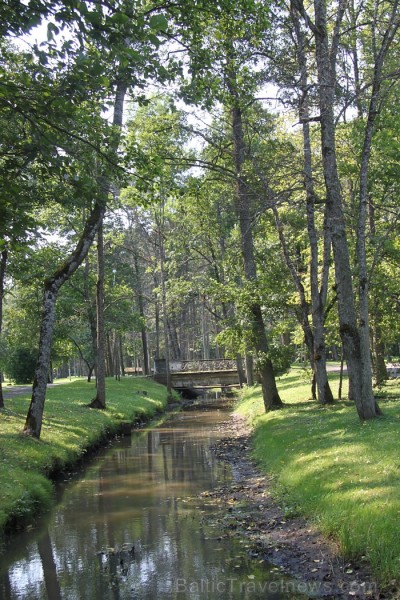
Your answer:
205;411;381;600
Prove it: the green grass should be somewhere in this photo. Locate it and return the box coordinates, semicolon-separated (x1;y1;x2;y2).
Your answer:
236;369;400;585
0;377;172;535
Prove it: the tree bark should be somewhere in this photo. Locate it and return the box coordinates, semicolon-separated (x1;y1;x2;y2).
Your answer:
290;4;334;404
355;0;398;406
0;248;7;408
245;353;254;386
312;0;378;419
84;254;98;380
134;252;150;375
236;354;245;388
119;335;125;377
106;330;114;377
89;220;106;407
24;201;105;437
158;206;172;395
89;80;127;408
227;68;282;410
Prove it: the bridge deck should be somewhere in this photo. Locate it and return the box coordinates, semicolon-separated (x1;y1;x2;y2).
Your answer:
154;367;240;391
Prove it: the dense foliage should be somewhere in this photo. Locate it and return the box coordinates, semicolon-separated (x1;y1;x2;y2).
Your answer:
0;0;399;424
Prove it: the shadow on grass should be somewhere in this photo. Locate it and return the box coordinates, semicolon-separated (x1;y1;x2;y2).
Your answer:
251;397;400;581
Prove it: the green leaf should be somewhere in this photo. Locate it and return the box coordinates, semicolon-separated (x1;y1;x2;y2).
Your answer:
112;12;130;25
85;10;103;26
47;22;59;41
149;14;168;32
148;33;161;48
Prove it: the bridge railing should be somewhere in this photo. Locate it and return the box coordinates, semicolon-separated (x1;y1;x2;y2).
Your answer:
154;358;239;373
170;359;238;372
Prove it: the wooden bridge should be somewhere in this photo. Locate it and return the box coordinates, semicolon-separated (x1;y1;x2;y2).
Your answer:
153;358;241;395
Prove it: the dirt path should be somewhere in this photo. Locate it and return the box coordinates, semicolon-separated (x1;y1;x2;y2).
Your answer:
2;381;68;399
205;411;391;600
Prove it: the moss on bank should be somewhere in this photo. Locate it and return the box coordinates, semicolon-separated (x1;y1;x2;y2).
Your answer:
0;377;171;536
236;368;400;586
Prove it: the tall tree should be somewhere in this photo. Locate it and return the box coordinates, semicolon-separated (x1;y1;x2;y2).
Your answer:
290;1;334;404
88;80;127;409
288;0;398;417
0;249;7;408
174;0;284;409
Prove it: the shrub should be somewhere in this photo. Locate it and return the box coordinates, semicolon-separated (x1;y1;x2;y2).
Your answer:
4;347;37;384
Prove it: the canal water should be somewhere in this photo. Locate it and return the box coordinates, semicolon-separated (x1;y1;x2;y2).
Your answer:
0;404;307;599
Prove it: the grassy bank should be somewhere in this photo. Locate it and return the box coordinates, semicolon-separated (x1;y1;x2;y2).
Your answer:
236;367;400;585
0;377;171;536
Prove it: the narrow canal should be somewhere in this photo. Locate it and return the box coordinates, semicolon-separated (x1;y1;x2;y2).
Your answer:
0;404;307;599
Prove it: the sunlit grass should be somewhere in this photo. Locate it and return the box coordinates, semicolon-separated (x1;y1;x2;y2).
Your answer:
236;369;400;585
0;377;171;534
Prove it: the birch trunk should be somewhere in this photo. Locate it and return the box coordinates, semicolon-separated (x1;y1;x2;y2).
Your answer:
24;201;105;437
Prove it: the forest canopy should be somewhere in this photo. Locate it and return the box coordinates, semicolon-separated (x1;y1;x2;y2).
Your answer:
0;0;399;435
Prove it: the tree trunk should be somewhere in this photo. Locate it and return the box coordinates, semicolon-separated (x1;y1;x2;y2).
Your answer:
154;295;160;360
245;353;254;386
236;354;245;388
119;335;125;377
84;254;98;379
338;345;344;400
69;337;95;383
228;74;282;410
24;201;106;437
372;316;387;386
168;319;181;361
313;0;378;418
134;252;150;375
290;6;334;404
156;199;172;395
273;205;330;402
114;332;120;380
88;80;127;408
0;248;7;409
252;303;283;410
87;364;94;383
105;331;113;377
355;0;398;408
89;221;106;408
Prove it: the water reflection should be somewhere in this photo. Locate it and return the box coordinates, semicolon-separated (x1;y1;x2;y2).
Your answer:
0;410;305;599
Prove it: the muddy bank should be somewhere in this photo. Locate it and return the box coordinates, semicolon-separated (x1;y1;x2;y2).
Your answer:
205;412;390;600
